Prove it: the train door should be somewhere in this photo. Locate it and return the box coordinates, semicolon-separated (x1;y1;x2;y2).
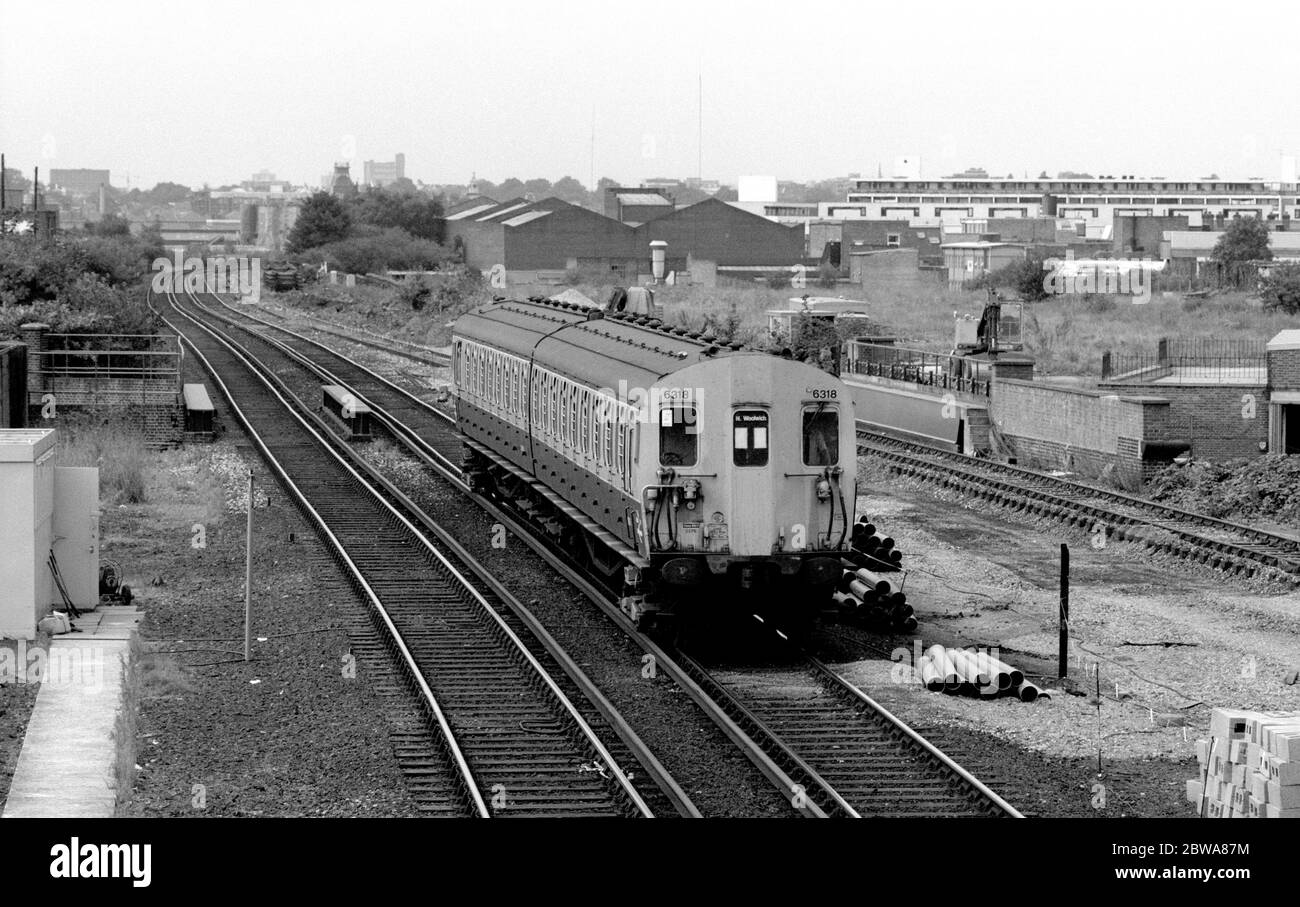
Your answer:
729;408;773;556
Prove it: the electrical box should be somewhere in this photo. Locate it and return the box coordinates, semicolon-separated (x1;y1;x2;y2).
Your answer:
0;430;100;640
0;429;57;640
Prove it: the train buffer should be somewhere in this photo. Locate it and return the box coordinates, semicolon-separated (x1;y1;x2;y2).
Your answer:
182;383;215;439
322;384;372;440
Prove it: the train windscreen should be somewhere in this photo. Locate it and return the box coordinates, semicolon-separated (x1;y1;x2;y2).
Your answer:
734;410;770;467
659;406;698;466
802;404;839;466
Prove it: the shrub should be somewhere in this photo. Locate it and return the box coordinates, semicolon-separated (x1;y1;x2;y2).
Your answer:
1260;263;1300;314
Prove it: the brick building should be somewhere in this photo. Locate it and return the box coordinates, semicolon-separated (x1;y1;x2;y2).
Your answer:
445;197;639;283
1267;330;1300;453
841;220;943;269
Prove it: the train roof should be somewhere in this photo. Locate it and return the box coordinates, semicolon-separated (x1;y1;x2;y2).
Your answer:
454;296;754;387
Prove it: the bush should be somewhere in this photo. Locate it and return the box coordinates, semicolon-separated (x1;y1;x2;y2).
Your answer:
1261;263;1300;314
312;227;450;275
767;270;791;290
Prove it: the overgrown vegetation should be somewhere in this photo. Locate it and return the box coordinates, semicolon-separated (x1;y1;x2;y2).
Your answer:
286;187;450;275
53;415;149;504
969;251;1050;300
0;230;162;337
1147;456;1300;529
1260;263;1300;314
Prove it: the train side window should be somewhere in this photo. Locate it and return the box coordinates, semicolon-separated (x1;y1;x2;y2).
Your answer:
549;376;559;438
580;391;589;456
574;389;585;449
531;370;539;424
733;410;769;467
659;406;697;467
802;404;839;467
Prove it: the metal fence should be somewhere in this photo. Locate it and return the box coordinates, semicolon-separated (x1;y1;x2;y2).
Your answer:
845;340;992;396
39;334;181;381
1101;337;1267;383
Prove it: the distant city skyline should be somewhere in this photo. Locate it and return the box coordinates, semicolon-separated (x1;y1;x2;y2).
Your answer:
4;0;1299;192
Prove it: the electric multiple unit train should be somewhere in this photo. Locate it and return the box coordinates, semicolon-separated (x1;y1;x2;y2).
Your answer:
451;296;857;630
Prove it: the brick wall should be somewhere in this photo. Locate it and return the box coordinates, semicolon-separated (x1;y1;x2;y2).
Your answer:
842;220;943;266
1099;381;1267;460
1269;349;1300;390
990;379;1163;485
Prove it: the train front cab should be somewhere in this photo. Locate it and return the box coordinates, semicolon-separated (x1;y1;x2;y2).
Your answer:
639;355;854;623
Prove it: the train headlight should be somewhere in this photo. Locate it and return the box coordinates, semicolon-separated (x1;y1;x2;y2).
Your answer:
816;478;832;501
682;478;701;503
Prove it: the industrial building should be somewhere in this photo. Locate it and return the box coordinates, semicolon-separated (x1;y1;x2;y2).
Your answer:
47;168;111;197
446;196;803;286
363;153;406;188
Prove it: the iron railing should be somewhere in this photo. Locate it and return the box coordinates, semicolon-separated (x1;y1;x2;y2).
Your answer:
39;334;181;380
845;340;992;396
1101;337;1266;383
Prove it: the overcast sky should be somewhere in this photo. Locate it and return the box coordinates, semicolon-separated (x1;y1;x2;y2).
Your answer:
3;0;1299;191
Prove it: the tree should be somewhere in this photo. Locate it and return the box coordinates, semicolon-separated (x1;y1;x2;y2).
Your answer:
497;178;526;199
522;178;552;200
975;252;1050;300
551;176;590;205
287;192;352;252
1212;215;1272;265
349;188;445;243
385;177;419;196
1261;263;1300;314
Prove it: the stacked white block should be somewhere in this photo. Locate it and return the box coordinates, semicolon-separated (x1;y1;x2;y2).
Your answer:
1189;708;1300;818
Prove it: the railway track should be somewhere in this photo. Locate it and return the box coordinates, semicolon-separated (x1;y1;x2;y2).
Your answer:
672;646;1019;817
160;290;677;818
179;288;1019;818
859;429;1300;582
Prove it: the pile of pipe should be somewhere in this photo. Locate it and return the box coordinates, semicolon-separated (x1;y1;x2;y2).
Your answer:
915;645;1043;702
833;517;915;631
833;565;916;633
849;519;903;568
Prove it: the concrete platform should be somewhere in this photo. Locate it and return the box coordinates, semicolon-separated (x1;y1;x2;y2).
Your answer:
2;607;142;818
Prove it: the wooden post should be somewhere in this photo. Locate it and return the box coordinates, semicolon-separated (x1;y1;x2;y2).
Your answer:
1059;543;1069;678
244;469;253;662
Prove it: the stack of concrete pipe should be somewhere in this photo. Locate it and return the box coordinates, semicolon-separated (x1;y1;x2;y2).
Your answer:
833;564;917;633
914;644;1043;702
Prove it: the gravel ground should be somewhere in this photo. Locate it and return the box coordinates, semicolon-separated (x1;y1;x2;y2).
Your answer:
116;360;422;817
808;459;1300;817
